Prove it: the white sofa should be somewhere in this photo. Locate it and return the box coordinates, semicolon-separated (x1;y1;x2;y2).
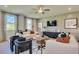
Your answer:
43;35;78;54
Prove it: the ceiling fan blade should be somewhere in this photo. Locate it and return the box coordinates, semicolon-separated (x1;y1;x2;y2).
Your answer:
42;12;45;14
44;9;50;11
32;5;50;14
35;11;45;14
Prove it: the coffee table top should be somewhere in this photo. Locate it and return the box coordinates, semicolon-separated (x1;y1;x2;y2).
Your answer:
23;33;49;41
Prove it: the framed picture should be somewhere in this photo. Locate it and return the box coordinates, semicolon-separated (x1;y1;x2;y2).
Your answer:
64;18;78;29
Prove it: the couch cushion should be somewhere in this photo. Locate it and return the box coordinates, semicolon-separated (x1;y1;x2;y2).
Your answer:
43;32;61;38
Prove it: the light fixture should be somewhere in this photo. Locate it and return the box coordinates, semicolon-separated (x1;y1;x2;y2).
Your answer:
38;7;43;13
68;8;71;11
32;5;50;14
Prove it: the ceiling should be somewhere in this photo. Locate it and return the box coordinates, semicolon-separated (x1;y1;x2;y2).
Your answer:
0;5;79;18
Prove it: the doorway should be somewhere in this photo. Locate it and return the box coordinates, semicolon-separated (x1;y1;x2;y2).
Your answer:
4;13;17;40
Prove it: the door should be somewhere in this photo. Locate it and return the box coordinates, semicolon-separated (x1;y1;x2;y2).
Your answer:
4;13;17;40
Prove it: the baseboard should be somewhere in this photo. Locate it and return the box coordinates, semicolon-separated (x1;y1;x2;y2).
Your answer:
0;40;6;43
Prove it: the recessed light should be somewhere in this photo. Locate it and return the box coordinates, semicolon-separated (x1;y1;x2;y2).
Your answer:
68;8;71;11
4;5;8;8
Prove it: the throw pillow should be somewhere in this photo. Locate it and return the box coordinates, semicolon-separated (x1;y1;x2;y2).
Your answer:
56;36;70;43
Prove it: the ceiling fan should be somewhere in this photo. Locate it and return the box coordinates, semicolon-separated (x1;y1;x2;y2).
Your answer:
32;5;50;14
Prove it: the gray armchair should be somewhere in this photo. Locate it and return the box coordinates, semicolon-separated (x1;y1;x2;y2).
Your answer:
14;39;32;54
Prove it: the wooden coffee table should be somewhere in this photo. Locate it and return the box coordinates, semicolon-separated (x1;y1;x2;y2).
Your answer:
33;35;48;54
24;33;49;54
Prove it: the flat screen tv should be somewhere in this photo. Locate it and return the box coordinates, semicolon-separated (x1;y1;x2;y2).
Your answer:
47;20;57;26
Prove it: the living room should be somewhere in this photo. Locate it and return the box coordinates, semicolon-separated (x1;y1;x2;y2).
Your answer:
0;5;79;54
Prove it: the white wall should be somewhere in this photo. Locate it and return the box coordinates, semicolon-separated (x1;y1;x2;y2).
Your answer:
18;15;25;31
0;11;3;42
32;19;38;32
39;12;79;41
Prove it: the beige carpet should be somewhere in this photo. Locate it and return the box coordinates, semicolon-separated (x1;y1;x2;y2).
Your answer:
0;40;12;54
0;40;79;54
0;40;42;54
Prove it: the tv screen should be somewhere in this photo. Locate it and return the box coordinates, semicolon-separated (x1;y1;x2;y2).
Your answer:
47;20;57;26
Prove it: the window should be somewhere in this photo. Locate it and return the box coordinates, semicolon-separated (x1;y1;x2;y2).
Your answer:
26;18;32;30
5;14;17;30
